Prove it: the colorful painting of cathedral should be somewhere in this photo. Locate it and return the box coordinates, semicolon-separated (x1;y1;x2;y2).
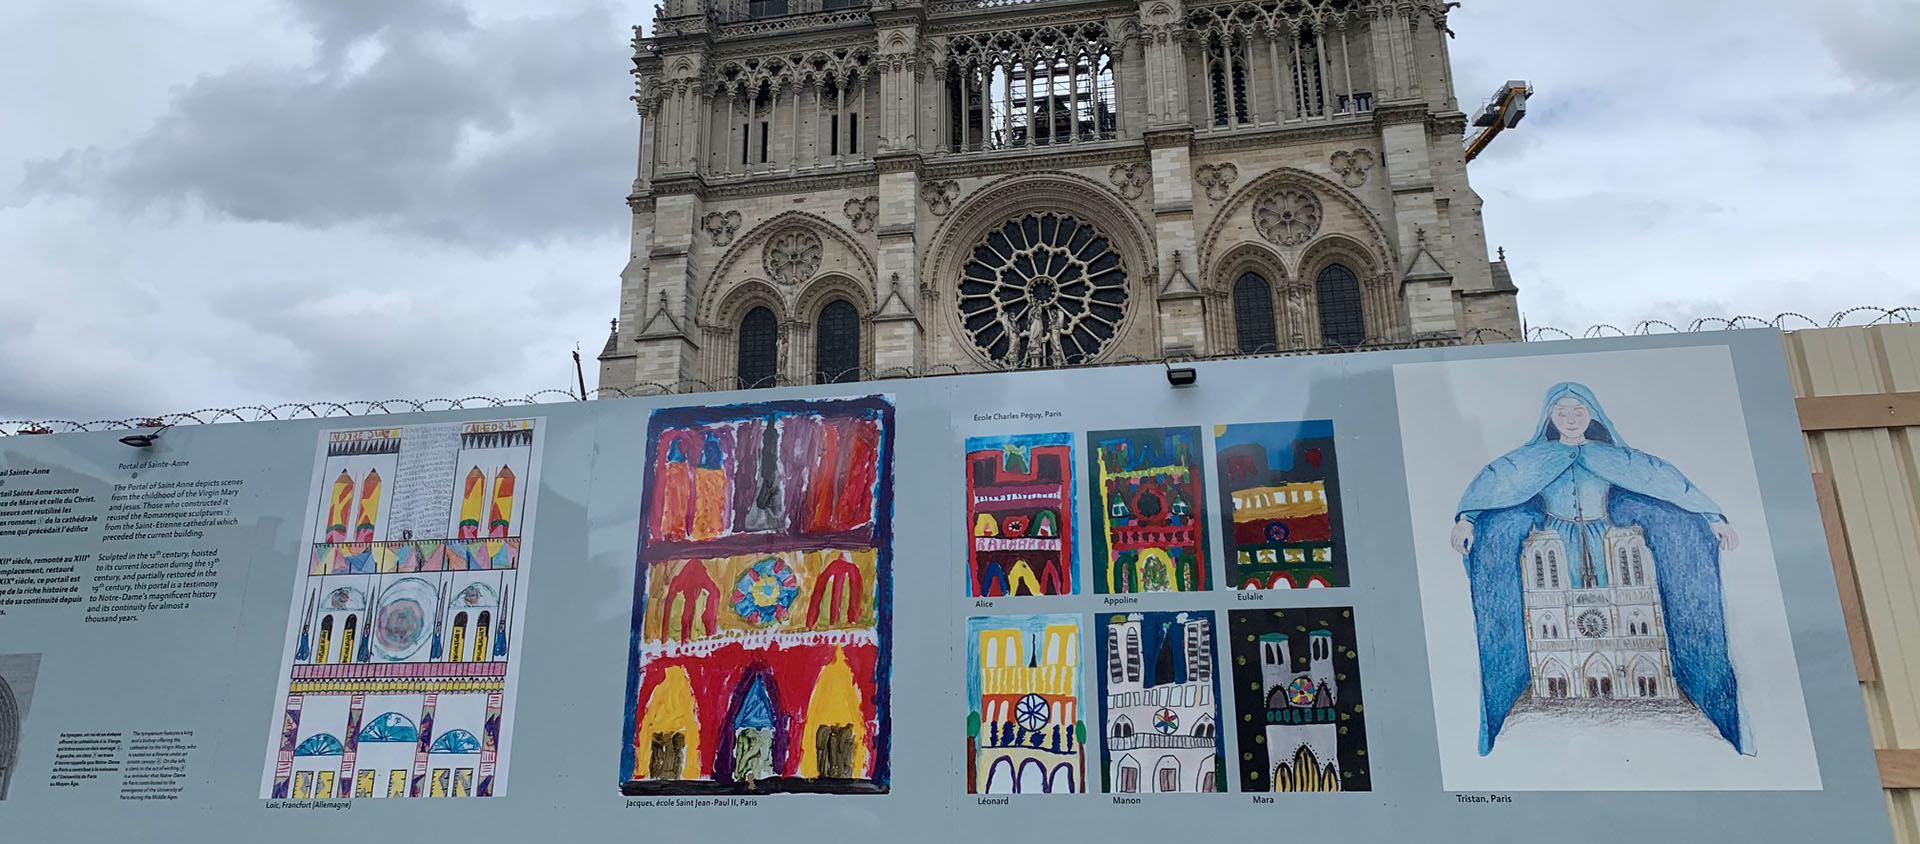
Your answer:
1227;607;1370;792
620;396;894;795
1097;612;1223;793
966;614;1084;794
964;432;1078;596
1087;427;1209;593
262;419;542;800
1214;421;1346;589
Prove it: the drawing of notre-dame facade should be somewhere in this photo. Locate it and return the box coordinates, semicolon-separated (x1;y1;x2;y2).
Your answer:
1520;526;1678;702
599;0;1522;393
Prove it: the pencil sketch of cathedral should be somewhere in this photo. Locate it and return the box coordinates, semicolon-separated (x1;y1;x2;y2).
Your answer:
599;0;1522;393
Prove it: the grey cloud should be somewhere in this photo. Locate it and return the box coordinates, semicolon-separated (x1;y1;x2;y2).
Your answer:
20;1;634;247
1818;0;1920;90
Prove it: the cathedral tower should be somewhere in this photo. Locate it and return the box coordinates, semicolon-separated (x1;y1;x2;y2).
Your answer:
601;0;1521;394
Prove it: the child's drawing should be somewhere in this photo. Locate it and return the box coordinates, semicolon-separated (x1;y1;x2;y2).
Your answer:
965;433;1078;596
1451;382;1744;755
1214;421;1346;589
966;614;1084;794
1097;611;1223;793
263;420;541;800
1227;607;1370;792
1087;427;1208;593
620;396;894;795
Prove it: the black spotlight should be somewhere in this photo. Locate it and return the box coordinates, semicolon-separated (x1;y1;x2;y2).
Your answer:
1165;364;1197;387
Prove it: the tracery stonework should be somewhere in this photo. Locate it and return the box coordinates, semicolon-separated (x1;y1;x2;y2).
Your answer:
764;229;823;286
1253;188;1324;247
600;0;1522;394
959;212;1129;368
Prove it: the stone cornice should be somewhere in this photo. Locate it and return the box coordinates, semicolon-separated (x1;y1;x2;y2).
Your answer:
1190;119;1376;155
713;8;875;43
632;168;886;206
712;30;880;59
926;0;1131;34
1370;101;1430;126
1143;128;1194;149
1427;111;1469;137
707;169;881;200
923;141;1146;180
873;152;924;176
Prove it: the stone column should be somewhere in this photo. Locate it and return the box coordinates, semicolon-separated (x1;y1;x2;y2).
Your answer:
871;156;924;375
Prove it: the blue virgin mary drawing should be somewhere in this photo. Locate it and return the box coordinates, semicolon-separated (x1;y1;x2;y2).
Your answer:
1450;382;1745;756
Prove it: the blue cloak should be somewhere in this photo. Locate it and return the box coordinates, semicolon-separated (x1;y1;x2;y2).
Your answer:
1456;382;1745;755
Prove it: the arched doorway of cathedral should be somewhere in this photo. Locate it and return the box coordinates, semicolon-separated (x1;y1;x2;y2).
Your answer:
979;562;1009;597
1155;755;1181;793
637;665;700;781
1538;658;1570;699
1583;654;1615;699
1038;561;1062;595
718;666;781;785
984;757;1014;794
927;173;1156;370
1050;763;1075;794
1631;657;1661;698
1265;572;1294;589
1017;758;1047;793
1006;561;1042;596
1116;754;1141;793
1198;754;1218;792
1110;554;1137;593
1138;548;1172;592
1274;744;1340;792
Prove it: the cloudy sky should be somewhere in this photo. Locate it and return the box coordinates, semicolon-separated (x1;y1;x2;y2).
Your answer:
2;0;1915;423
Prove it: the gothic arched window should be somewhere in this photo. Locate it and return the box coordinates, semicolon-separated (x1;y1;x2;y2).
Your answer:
1532;553;1544;589
737;306;779;389
748;0;788;19
1315;263;1365;347
1294;27;1327;115
814;299;861;384
1233;272;1277;353
1632;546;1645;585
1547;549;1559;588
1207;34;1250;126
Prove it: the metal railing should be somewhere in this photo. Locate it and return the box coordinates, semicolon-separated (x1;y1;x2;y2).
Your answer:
4;306;1914;436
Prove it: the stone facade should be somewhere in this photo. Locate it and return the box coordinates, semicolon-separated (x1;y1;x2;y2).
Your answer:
600;0;1521;393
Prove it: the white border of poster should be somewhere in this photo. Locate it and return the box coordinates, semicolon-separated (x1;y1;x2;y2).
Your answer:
1394;345;1819;790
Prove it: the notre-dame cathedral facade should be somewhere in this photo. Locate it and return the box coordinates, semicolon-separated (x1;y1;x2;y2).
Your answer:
599;0;1521;393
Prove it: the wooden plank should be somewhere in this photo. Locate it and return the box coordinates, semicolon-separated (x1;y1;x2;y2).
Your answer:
1799;392;1920;431
1815;471;1879;682
1880;749;1920;789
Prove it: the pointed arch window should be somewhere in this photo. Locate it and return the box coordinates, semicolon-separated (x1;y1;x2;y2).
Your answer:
738;306;779;389
1207;34;1250;127
1232;272;1277;353
814;299;861;385
1315;263;1365;347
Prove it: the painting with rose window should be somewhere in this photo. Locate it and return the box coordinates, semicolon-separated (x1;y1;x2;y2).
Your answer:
620;396;895;796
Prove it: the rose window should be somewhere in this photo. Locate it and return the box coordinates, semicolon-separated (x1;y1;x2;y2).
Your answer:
1576;609;1609;639
763;228;823;286
958;213;1128;367
1253;187;1323;247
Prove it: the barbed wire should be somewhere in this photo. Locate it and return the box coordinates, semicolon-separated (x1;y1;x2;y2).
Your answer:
5;307;1915;436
